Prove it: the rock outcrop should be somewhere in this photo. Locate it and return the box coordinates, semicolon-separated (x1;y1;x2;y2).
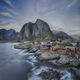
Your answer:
20;19;54;40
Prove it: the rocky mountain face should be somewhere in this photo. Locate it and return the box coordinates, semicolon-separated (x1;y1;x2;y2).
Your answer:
20;19;54;40
0;29;18;41
53;31;72;39
0;19;73;42
0;19;54;41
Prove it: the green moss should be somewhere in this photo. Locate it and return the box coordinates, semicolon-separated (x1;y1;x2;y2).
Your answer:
62;40;71;47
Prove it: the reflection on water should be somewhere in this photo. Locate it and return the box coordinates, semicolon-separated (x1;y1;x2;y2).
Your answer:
0;43;75;80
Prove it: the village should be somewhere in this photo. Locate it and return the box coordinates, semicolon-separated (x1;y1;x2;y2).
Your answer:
13;37;80;79
14;38;80;67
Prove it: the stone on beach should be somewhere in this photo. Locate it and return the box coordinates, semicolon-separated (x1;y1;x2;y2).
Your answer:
29;48;38;53
14;43;31;49
57;55;80;67
69;58;80;67
38;70;61;79
37;52;60;60
57;55;70;65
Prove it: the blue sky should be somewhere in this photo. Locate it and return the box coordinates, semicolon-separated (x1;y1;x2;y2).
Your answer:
0;0;80;34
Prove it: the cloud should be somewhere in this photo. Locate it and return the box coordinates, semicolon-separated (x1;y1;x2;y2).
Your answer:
0;22;22;31
0;0;80;34
0;21;10;26
36;0;55;14
6;7;19;16
0;12;13;17
66;0;78;9
4;0;14;8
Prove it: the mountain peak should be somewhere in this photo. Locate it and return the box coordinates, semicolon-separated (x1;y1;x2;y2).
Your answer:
36;19;42;21
20;19;54;40
36;19;46;23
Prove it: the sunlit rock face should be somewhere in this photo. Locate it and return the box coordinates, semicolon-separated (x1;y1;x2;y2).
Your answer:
20;19;54;40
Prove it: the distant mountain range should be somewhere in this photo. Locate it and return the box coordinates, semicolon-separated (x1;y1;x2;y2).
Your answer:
0;29;18;41
0;19;76;42
53;31;72;39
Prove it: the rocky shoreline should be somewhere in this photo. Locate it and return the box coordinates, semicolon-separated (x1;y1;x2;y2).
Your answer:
14;42;80;80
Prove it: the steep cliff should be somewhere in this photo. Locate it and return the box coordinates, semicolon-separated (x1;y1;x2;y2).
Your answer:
20;19;54;40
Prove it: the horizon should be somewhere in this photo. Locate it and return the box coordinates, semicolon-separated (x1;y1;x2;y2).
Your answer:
0;0;80;35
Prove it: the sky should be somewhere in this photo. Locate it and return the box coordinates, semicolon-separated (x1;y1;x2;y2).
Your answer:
0;0;80;34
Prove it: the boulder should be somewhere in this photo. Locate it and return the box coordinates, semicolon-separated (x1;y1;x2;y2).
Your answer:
69;58;80;67
39;70;61;79
57;55;69;65
57;55;80;67
37;52;60;61
14;43;31;49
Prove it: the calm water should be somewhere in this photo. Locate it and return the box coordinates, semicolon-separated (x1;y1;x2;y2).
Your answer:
0;43;75;80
